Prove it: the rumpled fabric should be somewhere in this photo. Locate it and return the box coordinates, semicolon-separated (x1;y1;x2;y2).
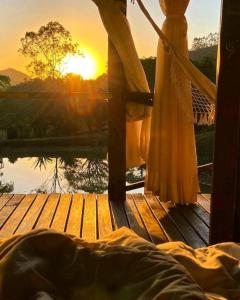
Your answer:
0;228;239;300
0;228;206;300
146;0;199;204
92;0;152;168
158;241;240;300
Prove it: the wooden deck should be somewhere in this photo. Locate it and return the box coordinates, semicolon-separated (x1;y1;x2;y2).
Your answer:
0;193;211;248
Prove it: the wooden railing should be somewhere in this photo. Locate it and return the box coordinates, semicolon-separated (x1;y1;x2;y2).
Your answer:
125;163;213;192
0;91;110;100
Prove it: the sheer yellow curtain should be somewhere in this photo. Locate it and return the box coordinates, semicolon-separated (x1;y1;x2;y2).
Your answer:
146;0;199;204
136;0;216;105
92;0;151;168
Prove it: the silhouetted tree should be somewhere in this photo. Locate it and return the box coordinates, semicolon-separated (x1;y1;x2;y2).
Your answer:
19;21;80;78
0;75;11;90
192;33;219;50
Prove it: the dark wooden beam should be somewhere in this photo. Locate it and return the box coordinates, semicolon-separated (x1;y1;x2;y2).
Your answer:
126;91;154;106
125;181;145;191
210;0;240;244
108;0;127;202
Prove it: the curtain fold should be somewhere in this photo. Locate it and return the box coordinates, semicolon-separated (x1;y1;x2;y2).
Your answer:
92;0;151;168
146;0;199;204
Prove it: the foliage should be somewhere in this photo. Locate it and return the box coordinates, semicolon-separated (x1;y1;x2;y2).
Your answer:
64;159;108;193
195;126;214;193
8;156;18;164
126;165;145;183
191;56;216;83
4;75;109;138
33;186;48;193
0;75;11;90
195;126;214;165
0;172;14;193
33;157;53;170
19;21;80;79
192;33;219;50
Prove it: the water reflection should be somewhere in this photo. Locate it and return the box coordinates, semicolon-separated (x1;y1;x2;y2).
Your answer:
64;159;108;193
0;158;14;192
0;155;145;193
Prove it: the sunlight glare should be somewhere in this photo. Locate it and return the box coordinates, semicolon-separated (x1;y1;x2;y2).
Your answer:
60;52;97;79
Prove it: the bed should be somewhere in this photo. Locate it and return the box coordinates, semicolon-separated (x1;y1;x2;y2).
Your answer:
0;228;239;300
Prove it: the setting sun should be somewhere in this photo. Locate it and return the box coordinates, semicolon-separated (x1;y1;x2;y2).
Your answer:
60;52;97;79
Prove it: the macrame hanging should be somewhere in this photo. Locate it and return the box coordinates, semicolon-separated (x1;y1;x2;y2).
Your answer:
192;86;214;125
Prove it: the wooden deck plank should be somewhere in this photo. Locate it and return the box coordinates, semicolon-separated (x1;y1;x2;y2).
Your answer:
0;195;25;229
190;204;210;227
0;194;13;210
124;195;150;241
161;202;206;248
51;194;72;232
15;194;49;235
133;194;168;244
97;194;113;239
145;195;186;243
110;200;129;229
82;194;97;241
0;194;36;238
177;205;209;245
0;206;16;228
0;193;211;248
5;194;25;207
202;194;211;202
197;194;211;213
66;194;84;237
35;194;60;229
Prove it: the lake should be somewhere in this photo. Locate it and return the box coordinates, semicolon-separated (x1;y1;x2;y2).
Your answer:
0;154;145;194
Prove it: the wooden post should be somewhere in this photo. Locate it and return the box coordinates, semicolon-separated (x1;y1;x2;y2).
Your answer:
108;0;127;202
210;0;240;244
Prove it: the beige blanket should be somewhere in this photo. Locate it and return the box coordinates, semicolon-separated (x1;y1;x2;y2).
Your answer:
0;228;239;300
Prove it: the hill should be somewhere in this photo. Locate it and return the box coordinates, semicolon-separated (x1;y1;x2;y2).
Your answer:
0;68;30;85
189;46;217;62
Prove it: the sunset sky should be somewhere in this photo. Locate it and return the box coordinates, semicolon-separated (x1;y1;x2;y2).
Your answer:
0;0;221;76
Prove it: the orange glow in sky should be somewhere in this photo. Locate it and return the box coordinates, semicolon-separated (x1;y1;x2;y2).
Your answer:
0;0;221;76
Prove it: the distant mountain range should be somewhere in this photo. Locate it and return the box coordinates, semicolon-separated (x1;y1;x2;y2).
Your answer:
0;68;30;85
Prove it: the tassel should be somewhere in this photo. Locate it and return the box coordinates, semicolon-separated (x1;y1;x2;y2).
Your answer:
194;113;198;124
202;113;208;125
